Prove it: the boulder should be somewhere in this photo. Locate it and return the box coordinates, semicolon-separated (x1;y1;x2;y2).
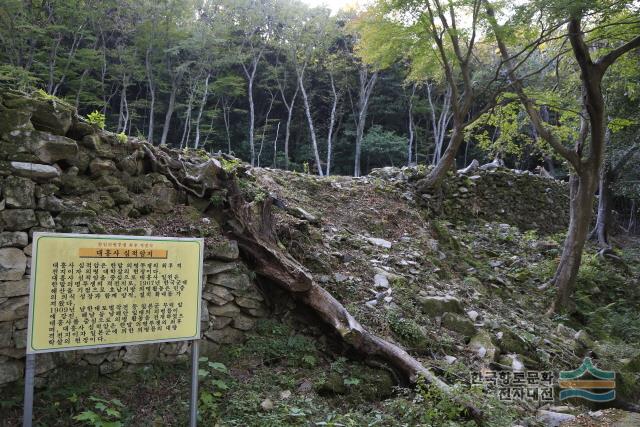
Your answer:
205;240;239;261
0;322;12;344
418;295;464;317
89;158;117;177
208;272;251;291
36;211;55;228
208;302;241;317
203;260;237;275
4;176;36;208
0;232;28;248
211;316;233;329
0;209;38;231
0;358;24;385
441;312;477;337
122;344;159;364
66;121;95;140
0;296;29;321
3;95;74;135
469;330;499;362
37;196;64;212
232;314;256;331
0;278;29;298
205;326;244;344
150;184;177;213
10;162;60;180
0;248;27;280
99;360;124;375
536;410;575;427
202;284;234;305
57;209;97;226
366;237;392;248
0;108;34;135
5;130;78;163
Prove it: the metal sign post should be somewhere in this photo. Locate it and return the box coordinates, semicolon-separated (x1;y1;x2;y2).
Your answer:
189;339;200;427
22;354;35;427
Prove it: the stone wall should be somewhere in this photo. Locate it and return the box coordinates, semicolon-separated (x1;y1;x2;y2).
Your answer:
0;91;267;386
432;169;570;234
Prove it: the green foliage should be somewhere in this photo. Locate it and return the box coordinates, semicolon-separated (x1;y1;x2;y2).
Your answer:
87;111;106;130
73;396;124;427
361;125;408;168
116;132;127;144
197;358;230;421
0;64;39;91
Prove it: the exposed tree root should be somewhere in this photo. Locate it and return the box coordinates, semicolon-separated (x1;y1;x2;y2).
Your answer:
141;143;484;423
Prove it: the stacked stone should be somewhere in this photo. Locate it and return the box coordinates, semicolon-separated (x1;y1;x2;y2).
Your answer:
423;169;570;234
0;90;267;386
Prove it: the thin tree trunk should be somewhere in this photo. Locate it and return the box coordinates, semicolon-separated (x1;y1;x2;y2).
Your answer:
354;69;378;177
407;84;416;165
145;47;156;144
194;73;211;149
180;79;197;149
242;53;263;167
297;66;324;176
277;69;298;170
257;91;276;168
273;121;280;168
326;73;339;176
160;70;183;147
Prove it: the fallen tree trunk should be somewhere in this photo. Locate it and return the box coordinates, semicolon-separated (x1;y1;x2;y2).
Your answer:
141;143;483;422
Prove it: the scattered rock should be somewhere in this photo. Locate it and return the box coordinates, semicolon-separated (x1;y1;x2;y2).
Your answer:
374;273;390;289
536;410;576;427
260;398;274;411
366;237;392;248
469;330;498;362
418;295;464;317
441;312;477;337
205;326;244;344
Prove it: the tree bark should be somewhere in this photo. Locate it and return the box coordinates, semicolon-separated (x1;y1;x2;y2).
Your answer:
353;69;378;177
326;72;339;176
194;73;211;150
297;65;324;176
160;69;183;147
145;46;156;144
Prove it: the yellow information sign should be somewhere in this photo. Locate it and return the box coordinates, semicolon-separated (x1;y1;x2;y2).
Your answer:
27;233;204;353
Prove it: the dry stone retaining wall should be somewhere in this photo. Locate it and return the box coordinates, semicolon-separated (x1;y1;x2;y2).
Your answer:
0;91;267;386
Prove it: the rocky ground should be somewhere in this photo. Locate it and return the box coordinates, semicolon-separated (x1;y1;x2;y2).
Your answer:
1;90;639;426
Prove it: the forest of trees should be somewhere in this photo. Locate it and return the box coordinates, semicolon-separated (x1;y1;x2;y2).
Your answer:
1;0;639;312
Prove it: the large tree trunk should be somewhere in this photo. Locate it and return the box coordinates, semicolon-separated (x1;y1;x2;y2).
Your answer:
418;118;465;190
590;167;612;248
550;172;598;312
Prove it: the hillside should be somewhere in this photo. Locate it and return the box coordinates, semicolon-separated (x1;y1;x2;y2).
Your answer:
1;91;639;426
